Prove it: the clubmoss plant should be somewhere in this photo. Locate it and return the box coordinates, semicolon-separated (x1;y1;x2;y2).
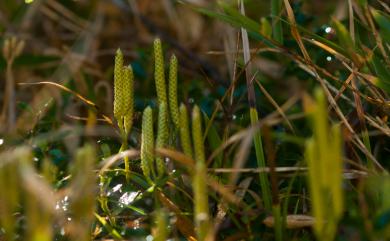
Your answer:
69;144;96;241
156;103;168;177
141;107;155;183
153;209;169;241
305;88;344;241
0;148;23;241
169;54;180;129
113;49;125;122
192;105;211;241
113;49;134;180
123;65;134;136
179;103;193;158
154;38;168;107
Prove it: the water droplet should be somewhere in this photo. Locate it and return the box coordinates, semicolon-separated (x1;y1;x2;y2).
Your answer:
0;139;4;146
55;196;69;212
325;26;332;34
33;157;39;162
118;192;139;207
112;184;122;193
232;115;237;120
326;56;332;62
146;235;153;241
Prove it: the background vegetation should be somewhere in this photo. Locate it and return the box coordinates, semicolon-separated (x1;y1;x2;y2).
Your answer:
0;0;389;240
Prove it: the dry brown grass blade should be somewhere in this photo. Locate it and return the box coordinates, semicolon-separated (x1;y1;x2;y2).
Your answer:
303;37;351;64
156;190;197;241
19;81;114;126
19;81;97;108
157;148;242;205
156;148;195;168
207;176;241;205
99;149;140;174
283;0;310;61
263;214;315;229
254;78;295;132
333;72;354;104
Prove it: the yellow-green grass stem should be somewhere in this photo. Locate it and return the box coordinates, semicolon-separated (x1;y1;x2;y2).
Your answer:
192;105;211;241
250;108;272;211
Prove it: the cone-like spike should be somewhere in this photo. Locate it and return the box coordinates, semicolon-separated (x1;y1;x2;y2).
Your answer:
113;49;125;121
168;54;180;129
179;104;193;158
141;107;154;182
154;39;168;106
156;103;168;176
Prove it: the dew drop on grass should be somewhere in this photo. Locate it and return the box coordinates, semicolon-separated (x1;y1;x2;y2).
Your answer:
325;26;333;33
146;235;153;241
118;191;139;207
0;139;4;145
112;184;123;193
326;56;332;62
55;196;69;212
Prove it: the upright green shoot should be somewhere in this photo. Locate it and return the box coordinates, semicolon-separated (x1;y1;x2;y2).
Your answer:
305;88;344;241
192;106;211;241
